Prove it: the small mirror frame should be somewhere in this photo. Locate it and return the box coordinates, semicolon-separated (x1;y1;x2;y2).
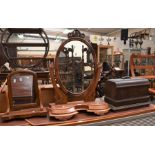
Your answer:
7;70;40;111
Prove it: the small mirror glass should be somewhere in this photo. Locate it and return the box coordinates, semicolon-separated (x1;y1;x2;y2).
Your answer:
10;74;36;105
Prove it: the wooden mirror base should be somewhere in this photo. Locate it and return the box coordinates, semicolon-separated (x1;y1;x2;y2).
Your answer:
49;112;79;121
0;107;47;122
48;101;110;121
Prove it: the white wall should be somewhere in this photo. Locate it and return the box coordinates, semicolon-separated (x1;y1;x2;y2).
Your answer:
90;28;155;53
5;28;155;59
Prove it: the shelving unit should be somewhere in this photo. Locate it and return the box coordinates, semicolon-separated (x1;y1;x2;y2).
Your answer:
97;45;114;65
123;48;148;76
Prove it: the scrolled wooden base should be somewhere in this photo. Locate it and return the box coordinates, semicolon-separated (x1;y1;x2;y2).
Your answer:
0;107;47;122
49;111;78;121
48;101;110;121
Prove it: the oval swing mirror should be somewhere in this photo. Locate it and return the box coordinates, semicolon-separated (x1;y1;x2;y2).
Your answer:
55;29;97;95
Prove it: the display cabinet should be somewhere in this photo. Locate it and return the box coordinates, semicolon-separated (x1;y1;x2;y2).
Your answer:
130;53;155;79
97;45;114;65
123;48;148;76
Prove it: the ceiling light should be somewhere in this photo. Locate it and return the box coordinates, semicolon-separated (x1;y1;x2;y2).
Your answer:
48;35;67;40
17;34;24;39
63;29;73;34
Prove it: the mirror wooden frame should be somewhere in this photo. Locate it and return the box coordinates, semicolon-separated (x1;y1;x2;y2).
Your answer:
7;70;41;111
50;29;102;104
0;70;46;121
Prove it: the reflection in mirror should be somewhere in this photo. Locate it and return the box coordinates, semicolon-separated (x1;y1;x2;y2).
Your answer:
10;74;36;105
58;41;94;93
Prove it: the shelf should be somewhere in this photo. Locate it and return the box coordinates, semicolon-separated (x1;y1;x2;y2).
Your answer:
9;57;45;60
131;54;155;58
123;48;147;52
133;66;155;69
2;43;48;47
7;28;43;34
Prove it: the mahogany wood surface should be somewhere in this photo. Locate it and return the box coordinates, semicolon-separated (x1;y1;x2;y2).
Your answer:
1;108;47;122
25;104;155;126
50;29;100;103
0;104;155;126
0;119;30;126
38;84;55;107
0;87;9;113
132;75;155;79
0;84;55;113
149;88;155;94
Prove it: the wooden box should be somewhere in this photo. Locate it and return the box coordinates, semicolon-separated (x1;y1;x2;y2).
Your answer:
104;78;150;110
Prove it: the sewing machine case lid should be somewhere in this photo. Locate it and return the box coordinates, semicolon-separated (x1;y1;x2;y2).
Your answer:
106;78;150;88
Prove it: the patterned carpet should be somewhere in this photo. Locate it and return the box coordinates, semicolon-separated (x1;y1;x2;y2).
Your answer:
109;114;155;126
85;112;155;126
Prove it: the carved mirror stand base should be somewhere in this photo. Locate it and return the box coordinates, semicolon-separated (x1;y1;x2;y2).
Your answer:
1;108;47;122
48;101;110;121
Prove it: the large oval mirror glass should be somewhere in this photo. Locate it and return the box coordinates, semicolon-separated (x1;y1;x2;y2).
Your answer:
58;40;95;94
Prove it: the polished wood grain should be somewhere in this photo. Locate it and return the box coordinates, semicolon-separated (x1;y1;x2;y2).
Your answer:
0;84;56;112
38;84;56;107
25;104;155;126
149;88;155;94
0;70;47;121
1;107;47;122
0;86;9;113
50;29;100;103
0;103;155;126
48;101;110;120
0;119;30;126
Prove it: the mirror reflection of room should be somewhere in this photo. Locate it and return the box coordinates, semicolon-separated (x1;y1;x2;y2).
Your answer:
10;74;35;105
59;41;94;93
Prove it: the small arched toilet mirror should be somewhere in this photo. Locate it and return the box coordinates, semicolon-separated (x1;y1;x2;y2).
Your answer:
8;70;39;110
50;29;102;104
1;70;47;121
